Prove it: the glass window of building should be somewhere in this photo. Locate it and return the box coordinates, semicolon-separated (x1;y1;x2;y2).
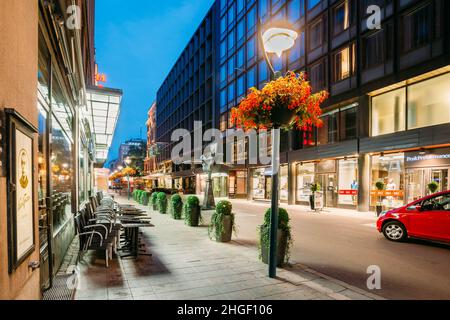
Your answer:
338;159;358;206
339;104;357;141
237;74;246;97
228;83;235;103
220;113;227;132
220;0;227;11
280;165;289;201
371;153;405;209
259;0;268;19
333;0;350;35
221;16;227;34
402;4;431;53
371;88;406;136
237;19;245;42
227;56;235;77
288;0;304;23
333;46;351;82
228;3;235;25
37;106;48;202
237;47;245;69
307;0;321;10
220;64;227;83
237;0;245;13
247;36;256;61
296;163;315;202
318;110;338;145
309;60;325;91
228;29;235;51
309;18;323;50
363;30;384;69
220;88;227;112
288;31;305;63
247;66;256;88
407;73;450;130
247;6;256;33
259;60;268;83
220;40;227;59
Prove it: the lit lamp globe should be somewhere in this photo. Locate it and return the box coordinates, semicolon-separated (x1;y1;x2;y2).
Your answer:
125;158;132;166
262;27;298;58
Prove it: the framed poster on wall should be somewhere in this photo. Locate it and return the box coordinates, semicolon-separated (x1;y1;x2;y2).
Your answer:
5;109;38;273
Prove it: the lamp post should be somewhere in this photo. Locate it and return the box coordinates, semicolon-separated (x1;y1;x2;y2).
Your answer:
260;24;298;278
125;157;132;200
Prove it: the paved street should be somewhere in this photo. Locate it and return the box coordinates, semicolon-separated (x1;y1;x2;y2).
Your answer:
74;197;380;301
229;200;450;300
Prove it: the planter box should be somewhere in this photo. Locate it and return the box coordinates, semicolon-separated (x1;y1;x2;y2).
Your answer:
215;215;233;243
260;227;288;267
187;206;200;227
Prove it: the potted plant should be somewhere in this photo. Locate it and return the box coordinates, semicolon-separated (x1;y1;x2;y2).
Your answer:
208;200;235;242
427;181;439;195
259;208;293;267
151;192;158;211
141;191;151;206
231;72;328;131
309;183;321;210
157;192;167;214
183;196;202;227
375;181;385;216
171;194;183;220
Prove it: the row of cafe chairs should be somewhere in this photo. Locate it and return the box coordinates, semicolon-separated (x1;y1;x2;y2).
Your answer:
74;191;146;267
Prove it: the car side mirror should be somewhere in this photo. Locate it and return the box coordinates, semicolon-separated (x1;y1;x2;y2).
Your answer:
407;205;422;211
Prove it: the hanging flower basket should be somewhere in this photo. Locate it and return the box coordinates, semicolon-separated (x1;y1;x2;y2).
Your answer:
231;72;328;130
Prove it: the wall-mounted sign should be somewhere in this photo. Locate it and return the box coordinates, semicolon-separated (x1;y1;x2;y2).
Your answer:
339;190;358;196
370;190;404;197
5;109;38;273
405;148;450;169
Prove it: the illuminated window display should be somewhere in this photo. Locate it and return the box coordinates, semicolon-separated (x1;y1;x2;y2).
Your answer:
371;153;405;208
296;163;315;203
280;165;289;201
338;159;358;206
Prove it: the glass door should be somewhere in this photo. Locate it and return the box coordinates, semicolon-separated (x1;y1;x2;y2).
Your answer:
318;174;338;208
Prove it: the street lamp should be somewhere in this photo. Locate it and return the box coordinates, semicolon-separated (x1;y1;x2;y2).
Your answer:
125;157;132;200
261;24;298;279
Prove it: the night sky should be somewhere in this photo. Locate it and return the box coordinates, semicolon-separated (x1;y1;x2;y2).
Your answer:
95;0;215;166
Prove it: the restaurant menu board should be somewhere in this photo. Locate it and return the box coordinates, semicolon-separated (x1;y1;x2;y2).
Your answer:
15;129;34;260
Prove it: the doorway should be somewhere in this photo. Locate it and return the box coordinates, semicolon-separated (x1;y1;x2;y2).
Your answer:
317;174;338;208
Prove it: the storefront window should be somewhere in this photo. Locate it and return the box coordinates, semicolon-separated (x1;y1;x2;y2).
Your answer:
79;142;87;204
280;165;289;201
371;153;405;208
38;106;48;202
252;168;271;200
371;88;406;136
296;163;315;202
213;174;228;198
51;117;73;229
338;159;358;206
407;73;450;130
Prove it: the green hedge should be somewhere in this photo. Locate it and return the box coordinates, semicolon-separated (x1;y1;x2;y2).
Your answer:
157;192;168;214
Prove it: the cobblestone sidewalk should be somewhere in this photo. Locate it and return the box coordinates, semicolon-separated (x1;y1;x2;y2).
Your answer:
74;197;384;300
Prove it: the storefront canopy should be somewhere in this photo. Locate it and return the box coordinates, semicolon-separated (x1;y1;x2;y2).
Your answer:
86;86;122;165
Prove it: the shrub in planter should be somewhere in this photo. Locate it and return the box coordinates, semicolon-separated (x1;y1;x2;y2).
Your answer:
375;181;385;216
259;208;293;267
151;192;158;211
138;190;145;204
427;181;439;194
157;192;168;214
309;183;321;210
141;191;151;206
132;190;138;201
208;200;235;242
171;194;183;220
183;196;202;227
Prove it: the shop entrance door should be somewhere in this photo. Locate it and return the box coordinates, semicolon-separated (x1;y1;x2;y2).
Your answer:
406;168;449;202
317;174;338;208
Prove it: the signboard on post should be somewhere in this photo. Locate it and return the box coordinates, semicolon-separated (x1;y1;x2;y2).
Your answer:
314;191;324;211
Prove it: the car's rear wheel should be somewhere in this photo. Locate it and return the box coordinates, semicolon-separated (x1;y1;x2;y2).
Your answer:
383;221;408;242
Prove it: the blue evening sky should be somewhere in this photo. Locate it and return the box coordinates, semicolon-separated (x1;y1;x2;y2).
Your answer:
95;0;215;166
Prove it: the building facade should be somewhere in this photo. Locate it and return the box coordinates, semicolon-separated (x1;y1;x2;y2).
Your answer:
154;0;450;211
0;0;121;299
144;102;157;176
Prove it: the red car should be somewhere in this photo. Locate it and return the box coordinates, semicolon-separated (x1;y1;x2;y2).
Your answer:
377;190;450;243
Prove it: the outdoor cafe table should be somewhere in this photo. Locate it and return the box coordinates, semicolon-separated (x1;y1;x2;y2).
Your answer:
119;220;154;259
